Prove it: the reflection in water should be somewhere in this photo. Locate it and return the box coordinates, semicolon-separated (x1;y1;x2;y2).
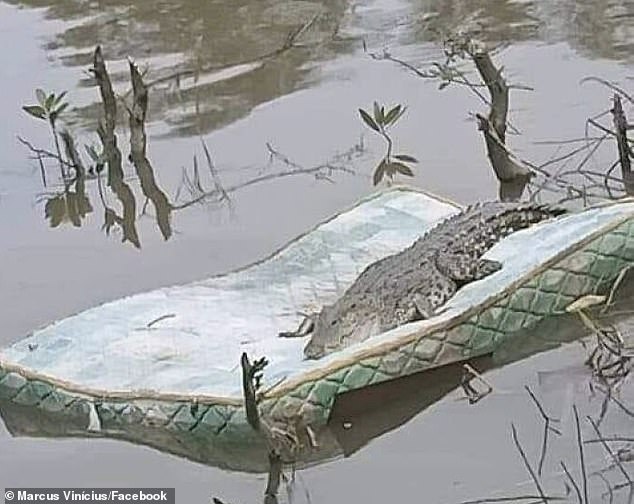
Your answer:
127;59;172;241
20;44;367;248
38;131;93;227
0;355;493;503
7;0;352;137
32;48;173;248
1;287;633;501
5;0;634;138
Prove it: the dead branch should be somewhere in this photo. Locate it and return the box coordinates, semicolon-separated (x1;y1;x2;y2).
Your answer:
611;94;634;195
524;386;561;477
595;384;634;418
511;423;548;504
17;136;77;171
573;405;589;504
455;496;564;504
127;60;172;240
470;46;532;183
593;473;615;504
587;416;633;489
586;437;634;445
560;461;583;504
581;77;634;106
265;452;283;503
476;113;533;183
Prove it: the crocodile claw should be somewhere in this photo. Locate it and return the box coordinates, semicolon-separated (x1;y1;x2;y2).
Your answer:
278;313;316;338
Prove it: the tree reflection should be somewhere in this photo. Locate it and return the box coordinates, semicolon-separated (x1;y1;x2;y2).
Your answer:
7;0;633;139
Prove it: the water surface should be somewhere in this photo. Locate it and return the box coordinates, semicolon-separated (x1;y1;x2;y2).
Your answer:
1;0;633;501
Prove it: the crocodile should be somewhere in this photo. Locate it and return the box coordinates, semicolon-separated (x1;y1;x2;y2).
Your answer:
279;201;566;359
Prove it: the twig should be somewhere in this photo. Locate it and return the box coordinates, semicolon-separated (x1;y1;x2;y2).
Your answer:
587;416;633;488
455;497;564;504
560;461;583;504
585;437;634;444
511;423;548;504
200;137;230;206
525;386;561;476
593;472;614;504
573;405;589;504
17;136;77;170
594;383;634;418
611;94;633;186
146;314;176;328
580;77;634;105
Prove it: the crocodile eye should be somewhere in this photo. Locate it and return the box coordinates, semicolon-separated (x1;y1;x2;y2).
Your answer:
331;320;338;326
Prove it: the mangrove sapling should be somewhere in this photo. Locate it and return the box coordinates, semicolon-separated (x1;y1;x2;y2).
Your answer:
22;89;71;184
364;34;534;190
358;101;418;186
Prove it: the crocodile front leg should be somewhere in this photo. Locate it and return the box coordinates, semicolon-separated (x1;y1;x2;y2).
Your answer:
403;270;457;321
435;251;502;284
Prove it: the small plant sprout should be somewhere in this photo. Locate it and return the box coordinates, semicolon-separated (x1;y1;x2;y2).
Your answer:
358;102;418;186
23;89;70;181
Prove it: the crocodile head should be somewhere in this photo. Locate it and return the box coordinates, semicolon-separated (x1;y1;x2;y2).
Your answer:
303;303;379;360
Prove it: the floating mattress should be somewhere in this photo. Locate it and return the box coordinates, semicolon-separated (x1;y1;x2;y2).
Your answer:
0;187;632;471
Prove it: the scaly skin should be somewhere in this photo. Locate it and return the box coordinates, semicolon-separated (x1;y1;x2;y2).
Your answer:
281;201;566;359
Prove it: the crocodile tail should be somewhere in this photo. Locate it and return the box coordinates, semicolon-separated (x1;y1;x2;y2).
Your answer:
460;202;567;253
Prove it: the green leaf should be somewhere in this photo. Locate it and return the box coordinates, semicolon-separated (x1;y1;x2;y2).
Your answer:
388;162;414;177
384;105;401;126
53;91;68;106
22;105;46;120
36;88;47;106
55;102;69;116
373;158;387;185
394;154;418;164
45;93;56;111
373;101;384;125
359;108;380;133
386;105;407;127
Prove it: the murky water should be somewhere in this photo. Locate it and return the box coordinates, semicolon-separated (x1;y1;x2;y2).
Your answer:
1;0;634;501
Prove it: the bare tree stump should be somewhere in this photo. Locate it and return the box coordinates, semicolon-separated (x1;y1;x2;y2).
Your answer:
471;49;532;184
610;93;634;195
